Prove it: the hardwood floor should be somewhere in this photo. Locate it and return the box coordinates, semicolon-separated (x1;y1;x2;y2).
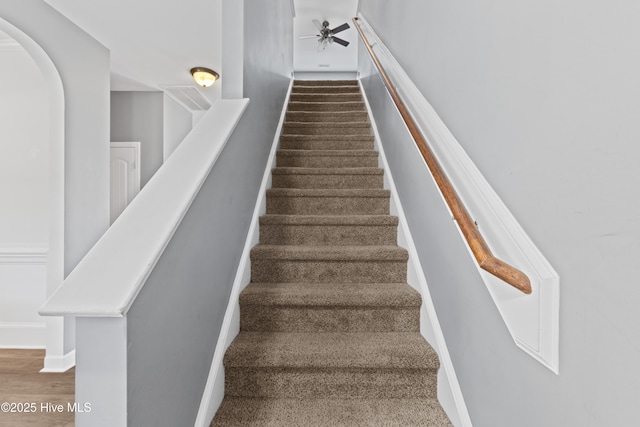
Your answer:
0;349;74;427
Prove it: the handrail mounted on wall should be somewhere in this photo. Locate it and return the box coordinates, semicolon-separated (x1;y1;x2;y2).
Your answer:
353;17;531;294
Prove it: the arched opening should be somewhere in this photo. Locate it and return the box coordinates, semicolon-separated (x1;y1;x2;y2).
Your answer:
0;19;67;371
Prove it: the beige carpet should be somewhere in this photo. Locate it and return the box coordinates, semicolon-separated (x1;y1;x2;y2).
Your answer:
211;80;452;426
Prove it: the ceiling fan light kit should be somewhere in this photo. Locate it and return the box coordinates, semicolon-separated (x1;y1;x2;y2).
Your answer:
299;19;351;50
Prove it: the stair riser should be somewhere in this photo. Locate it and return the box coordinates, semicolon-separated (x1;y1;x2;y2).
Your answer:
224;368;437;399
272;173;383;189
288;102;365;112
250;259;407;283
266;196;389;215
272;174;382;189
240;306;419;332
292;86;361;94
283;125;371;136
280;139;374;151
260;224;396;245
277;155;378;168
294;80;358;87
290;94;362;102
285;112;369;122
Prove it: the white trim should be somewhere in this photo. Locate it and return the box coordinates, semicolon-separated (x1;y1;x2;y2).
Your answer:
356;15;559;374
39;99;250;318
360;81;473;427
0;323;46;349
194;79;294;427
40;348;75;373
290;0;296;17
0;248;47;265
110;141;142;224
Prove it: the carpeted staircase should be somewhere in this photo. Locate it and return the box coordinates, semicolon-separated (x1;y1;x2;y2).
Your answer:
211;80;452;426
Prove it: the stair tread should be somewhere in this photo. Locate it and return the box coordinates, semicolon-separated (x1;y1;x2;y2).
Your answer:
287;101;365;108
281;134;373;141
267;188;389;197
277;149;377;157
224;331;438;370
291;92;361;97
294;80;358;86
212;397;452;427
251;245;408;261
292;88;360;93
241;282;420;307
272;166;383;175
285;121;370;128
259;214;397;225
285;110;365;116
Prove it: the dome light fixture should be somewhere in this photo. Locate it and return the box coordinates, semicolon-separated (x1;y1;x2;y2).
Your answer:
190;67;219;88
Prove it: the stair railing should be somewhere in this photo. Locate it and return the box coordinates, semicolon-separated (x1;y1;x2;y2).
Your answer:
353;17;531;294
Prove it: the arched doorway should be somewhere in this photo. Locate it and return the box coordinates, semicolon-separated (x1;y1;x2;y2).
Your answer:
0;19;67;371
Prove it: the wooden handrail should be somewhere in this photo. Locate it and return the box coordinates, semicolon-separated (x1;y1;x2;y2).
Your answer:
353;17;532;294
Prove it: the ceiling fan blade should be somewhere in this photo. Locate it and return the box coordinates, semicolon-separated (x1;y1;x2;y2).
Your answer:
312;19;323;31
299;35;319;39
331;23;350;34
331;36;350;47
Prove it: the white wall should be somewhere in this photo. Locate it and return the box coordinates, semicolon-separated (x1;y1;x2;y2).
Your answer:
163;94;193;161
0;0;110;365
111;91;165;188
359;1;640;426
0;46;48;247
0;41;49;348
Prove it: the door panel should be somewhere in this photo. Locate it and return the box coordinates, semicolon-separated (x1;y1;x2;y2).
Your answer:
110;142;140;224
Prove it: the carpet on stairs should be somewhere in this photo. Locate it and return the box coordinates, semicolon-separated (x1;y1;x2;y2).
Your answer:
211;80;452;426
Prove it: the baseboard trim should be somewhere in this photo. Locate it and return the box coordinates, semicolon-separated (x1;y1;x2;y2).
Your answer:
194;78;294;427
41;349;75;372
360;80;473;427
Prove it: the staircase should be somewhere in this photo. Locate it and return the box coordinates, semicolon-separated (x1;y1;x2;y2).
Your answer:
211;80;452;426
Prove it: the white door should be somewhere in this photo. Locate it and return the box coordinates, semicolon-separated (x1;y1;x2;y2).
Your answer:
110;142;141;224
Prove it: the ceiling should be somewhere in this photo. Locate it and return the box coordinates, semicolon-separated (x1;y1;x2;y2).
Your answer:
5;1;361;98
44;0;223;99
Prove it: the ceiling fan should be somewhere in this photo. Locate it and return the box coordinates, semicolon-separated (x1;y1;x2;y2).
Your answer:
299;19;350;50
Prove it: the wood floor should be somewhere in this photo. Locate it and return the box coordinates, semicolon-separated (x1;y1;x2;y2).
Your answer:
0;349;74;427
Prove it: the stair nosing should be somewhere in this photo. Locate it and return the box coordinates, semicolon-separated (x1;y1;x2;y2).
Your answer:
266;188;390;197
259;214;397;225
224;331;438;370
251;244;408;261
277;150;377;157
240;282;421;308
271;167;383;175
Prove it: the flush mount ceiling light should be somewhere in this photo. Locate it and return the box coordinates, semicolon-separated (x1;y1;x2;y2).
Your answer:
190;67;219;88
